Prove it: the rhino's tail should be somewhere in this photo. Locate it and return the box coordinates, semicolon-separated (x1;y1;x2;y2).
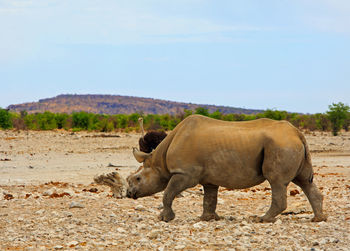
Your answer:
296;129;314;183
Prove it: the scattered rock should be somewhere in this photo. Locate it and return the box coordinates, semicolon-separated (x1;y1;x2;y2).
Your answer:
64;211;73;217
275;219;282;224
83;188;98;193
63;189;75;196
0;131;349;250
69;201;84;209
67;241;79;247
4;193;14;200
35;209;45;215
50;192;71;198
193;222;207;230
43;189;56;196
135;204;146;211
174;244;186;250
147;230;161;239
117;227;126;233
199;237;208;244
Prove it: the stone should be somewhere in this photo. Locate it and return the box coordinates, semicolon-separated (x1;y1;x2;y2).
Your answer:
53;245;63;250
135;204;146;211
199;238;208;244
148;230;161;239
117;227;126;233
67;241;79;247
69;201;84;209
193;222;207;230
63;189;75;196
64;211;73;217
35;209;45;215
275;219;282;224
174;244;186;250
139;238;149;244
317;221;327;227
43;189;55;196
224;236;234;244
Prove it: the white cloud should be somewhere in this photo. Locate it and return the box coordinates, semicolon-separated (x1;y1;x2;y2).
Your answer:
0;0;266;49
296;0;350;33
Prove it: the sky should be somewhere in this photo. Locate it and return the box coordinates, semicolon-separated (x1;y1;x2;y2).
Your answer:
0;0;349;113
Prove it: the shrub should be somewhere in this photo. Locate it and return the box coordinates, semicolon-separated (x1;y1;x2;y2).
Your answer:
55;113;69;129
315;113;330;131
327;102;350;136
195;107;209;116
72;112;91;130
0;109;12;129
37;112;57;130
209;110;222;120
98;119;115;132
115;114;128;129
184;109;193;118
260;109;287;120
128;113;141;127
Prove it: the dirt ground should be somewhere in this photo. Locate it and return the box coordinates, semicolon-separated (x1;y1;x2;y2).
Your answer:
1;129;350;250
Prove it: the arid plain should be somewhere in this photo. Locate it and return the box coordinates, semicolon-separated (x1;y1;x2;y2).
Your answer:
1;130;350;250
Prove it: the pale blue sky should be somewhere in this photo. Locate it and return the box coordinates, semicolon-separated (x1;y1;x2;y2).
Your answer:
1;0;349;113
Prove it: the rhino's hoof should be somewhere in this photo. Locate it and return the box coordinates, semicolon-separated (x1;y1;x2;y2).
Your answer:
158;210;175;222
200;213;221;221
250;215;276;223
311;215;327;222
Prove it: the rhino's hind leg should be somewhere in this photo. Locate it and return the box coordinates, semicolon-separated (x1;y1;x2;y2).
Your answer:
292;178;327;222
159;173;198;222
260;182;288;223
200;184;221;221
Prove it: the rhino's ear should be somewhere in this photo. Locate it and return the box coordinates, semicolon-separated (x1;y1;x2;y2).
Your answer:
133;147;151;163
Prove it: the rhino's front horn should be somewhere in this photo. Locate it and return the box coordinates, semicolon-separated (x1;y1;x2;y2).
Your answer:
133;147;150;163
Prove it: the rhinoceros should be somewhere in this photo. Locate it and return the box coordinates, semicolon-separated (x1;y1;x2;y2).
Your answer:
126;115;326;223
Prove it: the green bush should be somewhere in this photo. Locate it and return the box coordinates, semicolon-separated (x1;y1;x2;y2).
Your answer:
315;113;330;131
72;112;92;130
0;109;12;129
5;102;349;134
37;112;57;130
55;113;69;129
128;113;141;127
327;102;350;136
195;107;209;116
260;109;287;120
209;110;222;120
97;117;115;132
115;114;128;129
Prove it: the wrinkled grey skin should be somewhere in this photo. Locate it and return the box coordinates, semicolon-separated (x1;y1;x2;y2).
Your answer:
126;115;327;223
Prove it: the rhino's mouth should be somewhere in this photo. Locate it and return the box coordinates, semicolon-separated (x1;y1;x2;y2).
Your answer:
127;190;138;200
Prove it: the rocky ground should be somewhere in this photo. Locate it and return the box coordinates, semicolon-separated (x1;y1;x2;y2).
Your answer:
1;130;350;250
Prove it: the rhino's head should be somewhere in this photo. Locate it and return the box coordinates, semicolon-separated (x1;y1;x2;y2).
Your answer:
126;148;168;199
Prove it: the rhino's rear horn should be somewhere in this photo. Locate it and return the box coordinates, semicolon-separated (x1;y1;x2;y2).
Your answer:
133;147;150;163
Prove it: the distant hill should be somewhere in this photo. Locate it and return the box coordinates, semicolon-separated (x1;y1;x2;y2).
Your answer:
7;94;264;115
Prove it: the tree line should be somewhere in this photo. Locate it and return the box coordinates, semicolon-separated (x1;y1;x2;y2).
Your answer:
0;102;349;136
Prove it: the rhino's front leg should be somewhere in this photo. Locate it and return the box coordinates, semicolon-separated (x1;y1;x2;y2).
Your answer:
200;184;221;221
159;173;197;222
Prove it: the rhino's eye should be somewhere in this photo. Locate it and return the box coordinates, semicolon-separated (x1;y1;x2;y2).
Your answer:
136;177;141;182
